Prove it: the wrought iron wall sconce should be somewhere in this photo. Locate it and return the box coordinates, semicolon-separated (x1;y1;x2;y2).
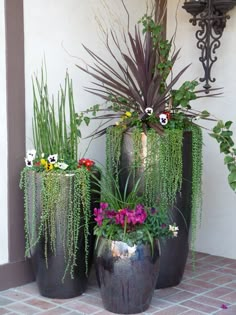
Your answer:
182;0;236;93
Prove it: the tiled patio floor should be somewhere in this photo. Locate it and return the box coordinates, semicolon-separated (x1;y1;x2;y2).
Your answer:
1;252;236;314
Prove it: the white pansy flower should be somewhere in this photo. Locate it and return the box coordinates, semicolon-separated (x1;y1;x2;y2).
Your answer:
159;113;168;126
173;231;178;237
25;158;33;167
57;162;69;170
26;149;36;161
48;154;58;164
145;107;153;116
169;224;179;237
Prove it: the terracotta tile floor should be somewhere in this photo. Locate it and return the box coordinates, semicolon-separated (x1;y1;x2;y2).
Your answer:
1;252;236;314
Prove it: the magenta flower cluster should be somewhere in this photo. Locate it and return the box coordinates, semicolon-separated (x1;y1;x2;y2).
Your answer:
94;202;147;227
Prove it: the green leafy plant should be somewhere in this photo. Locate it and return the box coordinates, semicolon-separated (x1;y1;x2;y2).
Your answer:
210;120;236;191
92;171;178;250
20;68;98;280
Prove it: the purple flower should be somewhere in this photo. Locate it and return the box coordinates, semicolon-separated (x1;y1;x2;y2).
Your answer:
100;202;108;210
221;304;228;310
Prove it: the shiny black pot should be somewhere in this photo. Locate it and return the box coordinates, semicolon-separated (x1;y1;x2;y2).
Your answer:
95;238;160;314
118;130;192;288
26;170;100;299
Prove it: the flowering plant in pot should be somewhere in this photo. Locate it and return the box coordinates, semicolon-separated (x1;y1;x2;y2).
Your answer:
19;69;99;298
92;172;179;314
77;5;236;289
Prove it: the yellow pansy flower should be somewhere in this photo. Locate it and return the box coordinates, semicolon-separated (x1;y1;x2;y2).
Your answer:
125;111;132;118
40;159;46;166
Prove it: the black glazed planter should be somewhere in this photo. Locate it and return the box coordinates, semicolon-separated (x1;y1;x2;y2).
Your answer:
117;129;192;289
156;131;192;288
95;237;160;314
27;170;100;299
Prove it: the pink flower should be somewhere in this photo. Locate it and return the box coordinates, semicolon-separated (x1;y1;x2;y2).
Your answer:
221;304;228;310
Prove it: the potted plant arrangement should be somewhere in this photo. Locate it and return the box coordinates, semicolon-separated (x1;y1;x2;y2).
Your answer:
92;172;179;314
77;4;236;289
20;69;100;298
76;10;210;288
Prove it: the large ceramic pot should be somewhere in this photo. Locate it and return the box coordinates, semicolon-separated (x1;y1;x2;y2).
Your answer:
26;170;100;299
95;237;160;314
119;130;192;288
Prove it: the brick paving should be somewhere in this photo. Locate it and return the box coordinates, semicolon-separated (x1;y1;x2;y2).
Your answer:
0;252;236;314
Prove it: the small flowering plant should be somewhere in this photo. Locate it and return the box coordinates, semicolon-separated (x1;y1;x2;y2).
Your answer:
24;149;95;173
94;202;178;246
92;172;179;247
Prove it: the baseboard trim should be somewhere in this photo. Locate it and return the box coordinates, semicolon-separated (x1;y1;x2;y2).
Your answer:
0;259;35;291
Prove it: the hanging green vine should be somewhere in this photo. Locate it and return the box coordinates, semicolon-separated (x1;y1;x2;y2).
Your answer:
190;125;203;261
158;129;183;211
20;167;92;281
106;126;123;182
144;129;160;207
106;127;184;210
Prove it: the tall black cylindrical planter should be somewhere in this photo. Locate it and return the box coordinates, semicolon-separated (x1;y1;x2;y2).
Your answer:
26;171;100;299
118;130;192;289
95;237;160;314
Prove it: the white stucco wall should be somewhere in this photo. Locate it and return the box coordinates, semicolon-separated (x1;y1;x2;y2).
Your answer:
0;0;8;264
24;0;152;166
167;1;236;258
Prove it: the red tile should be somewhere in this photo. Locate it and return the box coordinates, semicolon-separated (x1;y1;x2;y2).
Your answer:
219;258;236;266
7;302;39;314
193;295;231;308
210;275;236;285
152;305;189;314
215;305;236;314
65;300;101;314
25;298;55;310
0;290;29;301
181;300;218;313
217;268;236;276
162;290;195;303
150;297;172;309
196;271;224;281
182;311;207;315
225;281;236;289
38;307;70;314
184;279;217;289
78;295;103;307
198;255;225;265
15;283;39;296
0;308;10;315
177;282;209;294
154;287;181;298
206;287;234;298
220;291;236;303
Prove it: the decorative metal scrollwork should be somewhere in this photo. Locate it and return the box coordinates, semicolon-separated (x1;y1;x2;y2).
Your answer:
183;0;236;93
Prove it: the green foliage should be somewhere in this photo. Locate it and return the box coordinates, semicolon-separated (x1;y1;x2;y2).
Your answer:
92;171;177;248
190;125;203;256
210;120;236;191
20;167;92;280
32;69;78;161
158;129;183;210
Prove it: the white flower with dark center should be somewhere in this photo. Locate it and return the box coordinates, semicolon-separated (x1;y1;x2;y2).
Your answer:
26;149;36;161
57;162;69;170
159;113;168;126
48;154;58;164
25;158;33;167
145;107;153;116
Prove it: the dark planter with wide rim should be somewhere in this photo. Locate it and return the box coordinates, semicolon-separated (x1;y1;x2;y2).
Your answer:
117;130;192;289
95;237;160;314
26;170;100;299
